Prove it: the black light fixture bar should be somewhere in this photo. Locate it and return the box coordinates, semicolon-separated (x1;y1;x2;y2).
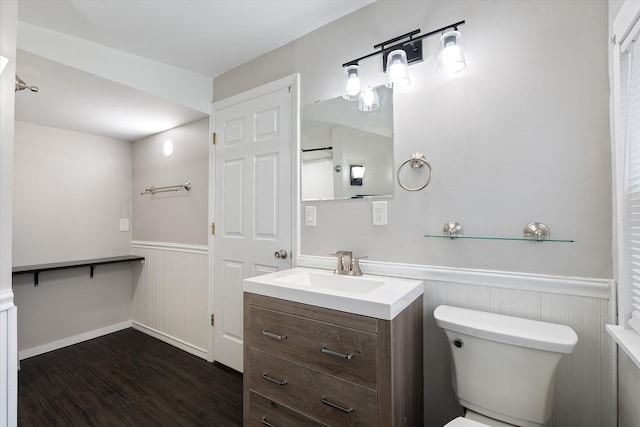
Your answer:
342;20;466;69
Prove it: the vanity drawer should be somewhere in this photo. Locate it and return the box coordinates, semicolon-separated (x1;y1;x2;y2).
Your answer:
247;348;377;427
247;305;378;388
247;391;329;427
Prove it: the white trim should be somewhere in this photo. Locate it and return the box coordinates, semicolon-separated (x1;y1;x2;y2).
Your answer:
614;1;640;49
131;240;208;254
131;321;207;360
607;325;640;370
0;294;17;427
298;255;612;299
208;110;215;363
0;288;14;311
18;320;131;360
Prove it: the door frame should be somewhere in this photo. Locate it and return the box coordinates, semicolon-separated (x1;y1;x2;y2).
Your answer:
207;74;300;362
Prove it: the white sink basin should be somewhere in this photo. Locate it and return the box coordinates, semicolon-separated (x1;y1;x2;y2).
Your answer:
243;267;424;320
274;270;386;294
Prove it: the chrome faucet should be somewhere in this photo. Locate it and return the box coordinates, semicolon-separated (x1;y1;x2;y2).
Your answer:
331;251;367;276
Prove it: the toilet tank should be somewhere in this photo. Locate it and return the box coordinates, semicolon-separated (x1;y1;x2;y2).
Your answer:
434;305;578;427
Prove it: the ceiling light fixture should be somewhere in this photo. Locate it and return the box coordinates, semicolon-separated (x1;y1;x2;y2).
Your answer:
341;20;466;95
163;139;174;157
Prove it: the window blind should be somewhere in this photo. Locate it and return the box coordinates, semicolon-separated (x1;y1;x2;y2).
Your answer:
622;30;640;334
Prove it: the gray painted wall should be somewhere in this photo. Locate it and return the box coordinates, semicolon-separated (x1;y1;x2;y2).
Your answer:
132;118;209;246
214;0;611;279
12;121;133;352
0;0;17;294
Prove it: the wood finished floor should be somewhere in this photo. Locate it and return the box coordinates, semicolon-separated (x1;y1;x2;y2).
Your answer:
18;328;243;426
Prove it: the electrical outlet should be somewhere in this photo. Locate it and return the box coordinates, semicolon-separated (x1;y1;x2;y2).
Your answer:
372;201;387;225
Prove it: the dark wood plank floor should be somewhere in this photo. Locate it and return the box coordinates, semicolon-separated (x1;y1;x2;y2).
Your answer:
18;328;243;426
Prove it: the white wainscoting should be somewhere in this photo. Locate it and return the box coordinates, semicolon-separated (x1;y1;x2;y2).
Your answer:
298;255;614;427
0;289;18;427
131;241;209;360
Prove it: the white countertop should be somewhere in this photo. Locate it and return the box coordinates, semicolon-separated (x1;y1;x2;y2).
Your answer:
243;267;424;320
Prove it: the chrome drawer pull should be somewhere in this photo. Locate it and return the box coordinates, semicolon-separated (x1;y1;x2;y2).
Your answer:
262;372;288;386
321;347;353;360
262;330;287;341
321;396;354;414
261;416;276;427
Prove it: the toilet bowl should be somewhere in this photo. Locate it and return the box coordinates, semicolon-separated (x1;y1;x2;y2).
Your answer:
444;410;518;427
444;416;489;427
434;305;578;427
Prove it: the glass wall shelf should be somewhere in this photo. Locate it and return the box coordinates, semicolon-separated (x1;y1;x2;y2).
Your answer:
424;234;575;243
425;222;574;243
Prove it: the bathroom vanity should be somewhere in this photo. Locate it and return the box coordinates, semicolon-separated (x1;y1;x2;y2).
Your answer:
243;267;424;426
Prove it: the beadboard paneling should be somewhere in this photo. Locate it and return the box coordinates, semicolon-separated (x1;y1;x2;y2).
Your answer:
131;242;208;359
0;290;18;426
424;281;612;427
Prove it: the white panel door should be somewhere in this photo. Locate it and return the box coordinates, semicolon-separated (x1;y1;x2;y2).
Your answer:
212;82;293;372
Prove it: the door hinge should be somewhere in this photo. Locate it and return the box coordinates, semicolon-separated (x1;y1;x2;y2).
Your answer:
211;223;215;235
212;132;217;145
211;314;215;326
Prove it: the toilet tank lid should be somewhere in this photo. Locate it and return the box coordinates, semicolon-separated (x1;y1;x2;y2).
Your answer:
433;305;578;353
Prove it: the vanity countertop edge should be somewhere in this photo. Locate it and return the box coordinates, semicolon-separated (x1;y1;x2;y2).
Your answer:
243;266;424;320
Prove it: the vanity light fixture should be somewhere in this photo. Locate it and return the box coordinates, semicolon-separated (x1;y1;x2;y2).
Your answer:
437;29;466;73
359;85;380;111
341;20;466;95
342;64;362;100
350;165;365;186
385;49;410;88
0;55;8;75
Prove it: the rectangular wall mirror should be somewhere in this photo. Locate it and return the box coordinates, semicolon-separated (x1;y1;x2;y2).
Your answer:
301;85;394;201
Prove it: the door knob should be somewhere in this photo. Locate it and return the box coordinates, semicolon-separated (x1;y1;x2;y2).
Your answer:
274;249;288;260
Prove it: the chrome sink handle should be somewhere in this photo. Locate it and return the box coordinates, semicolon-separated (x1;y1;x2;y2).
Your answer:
330;251;345;273
352;256;367;276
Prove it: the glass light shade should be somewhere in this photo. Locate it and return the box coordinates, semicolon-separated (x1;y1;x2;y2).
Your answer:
385;49;410;88
359;85;380;112
342;64;362;100
0;55;8;75
437;30;466;74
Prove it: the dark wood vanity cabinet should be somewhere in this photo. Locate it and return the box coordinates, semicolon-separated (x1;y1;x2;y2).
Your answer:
243;292;423;426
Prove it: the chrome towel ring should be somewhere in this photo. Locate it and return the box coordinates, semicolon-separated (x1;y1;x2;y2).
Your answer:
397;153;433;191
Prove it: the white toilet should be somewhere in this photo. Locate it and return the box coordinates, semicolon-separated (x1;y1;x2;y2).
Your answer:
433;305;578;427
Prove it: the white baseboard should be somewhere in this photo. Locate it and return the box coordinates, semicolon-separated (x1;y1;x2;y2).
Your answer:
131;321;208;360
18;321;132;360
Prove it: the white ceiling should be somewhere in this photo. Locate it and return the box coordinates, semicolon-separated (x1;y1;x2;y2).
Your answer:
14;0;374;141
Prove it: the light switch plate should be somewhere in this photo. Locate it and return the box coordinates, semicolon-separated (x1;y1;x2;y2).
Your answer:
372;201;387;225
305;206;316;227
119;218;130;232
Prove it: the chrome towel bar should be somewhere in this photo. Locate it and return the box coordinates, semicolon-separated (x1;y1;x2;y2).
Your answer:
140;182;191;195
